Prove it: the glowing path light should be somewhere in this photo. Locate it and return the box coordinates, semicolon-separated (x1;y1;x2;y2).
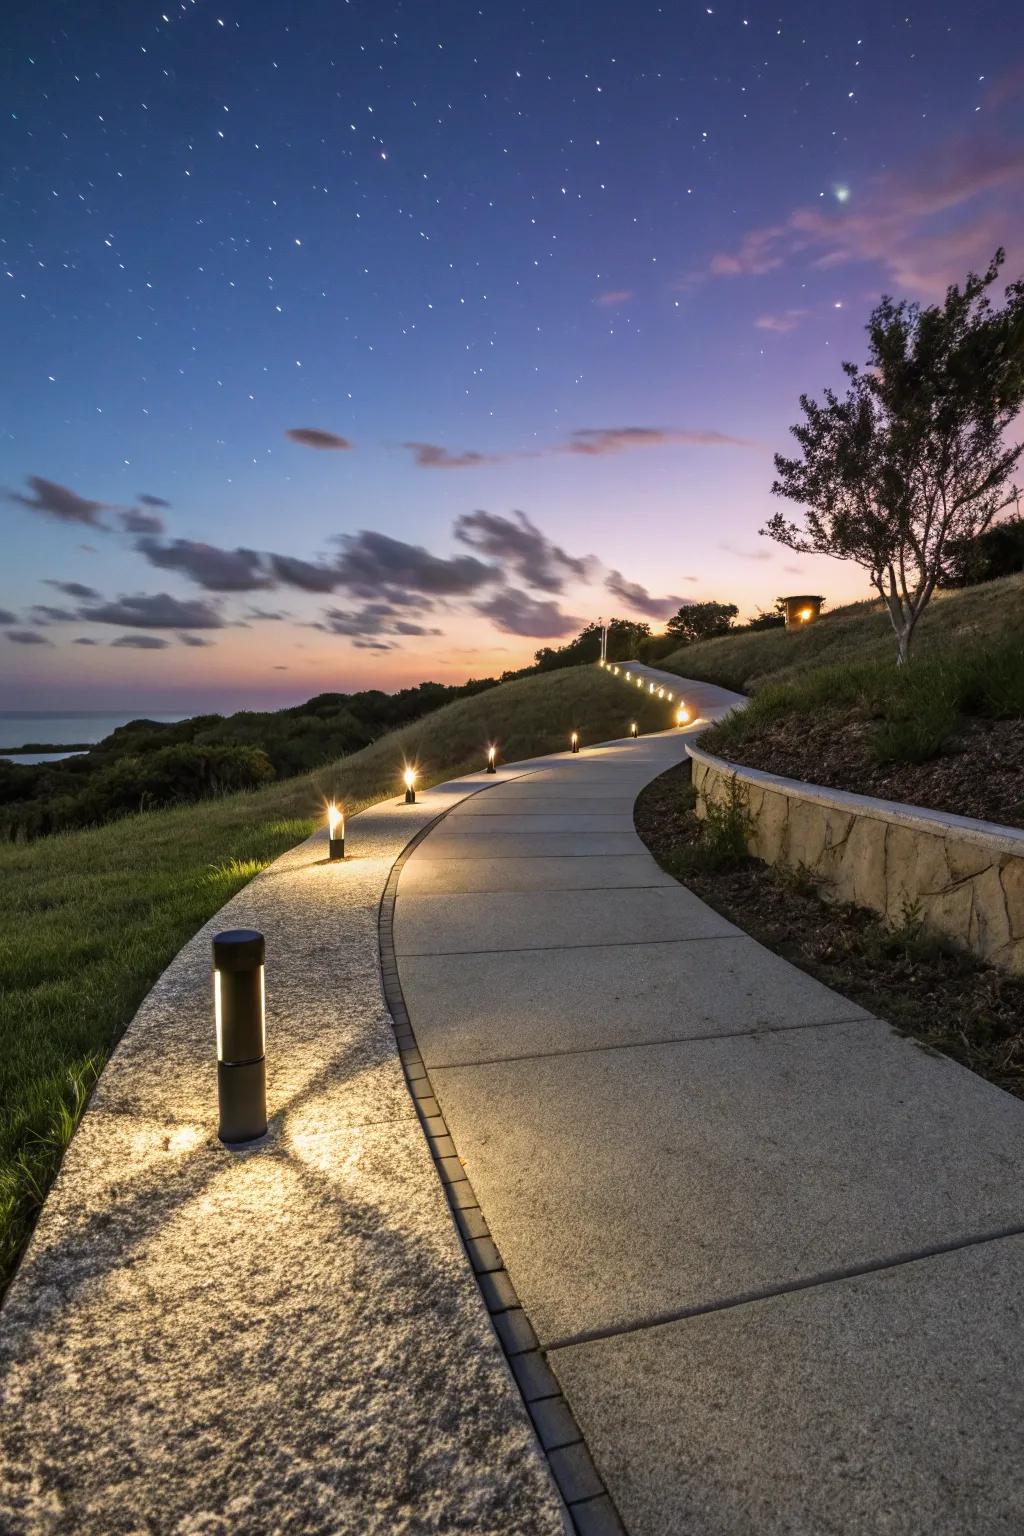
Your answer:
570;731;580;754
212;929;267;1145
486;745;497;774
676;704;691;726
630;722;638;738
403;767;417;804
327;801;345;860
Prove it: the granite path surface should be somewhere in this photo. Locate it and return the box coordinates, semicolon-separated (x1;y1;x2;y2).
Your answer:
0;764;574;1536
395;661;1024;1535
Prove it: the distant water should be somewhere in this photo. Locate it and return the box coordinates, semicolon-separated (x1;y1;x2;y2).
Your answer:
0;710;187;763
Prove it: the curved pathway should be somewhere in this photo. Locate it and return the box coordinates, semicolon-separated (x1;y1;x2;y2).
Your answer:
395;663;1024;1535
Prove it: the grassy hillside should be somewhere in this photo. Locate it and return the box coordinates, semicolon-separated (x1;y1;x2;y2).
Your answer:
657;573;1024;695
0;666;669;1291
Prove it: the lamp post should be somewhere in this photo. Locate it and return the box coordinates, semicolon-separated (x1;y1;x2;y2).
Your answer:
570;730;580;754
403;767;417;804
486;745;497;774
327;801;345;860
213;929;267;1145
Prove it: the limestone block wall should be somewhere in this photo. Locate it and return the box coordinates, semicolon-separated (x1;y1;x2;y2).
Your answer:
687;743;1024;975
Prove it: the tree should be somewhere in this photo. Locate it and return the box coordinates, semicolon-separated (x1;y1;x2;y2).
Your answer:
533;618;650;670
665;600;738;643
764;251;1024;664
939;512;1024;588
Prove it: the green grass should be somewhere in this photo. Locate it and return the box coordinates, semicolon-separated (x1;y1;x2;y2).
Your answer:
700;628;1024;766
657;572;1024;695
0;665;668;1291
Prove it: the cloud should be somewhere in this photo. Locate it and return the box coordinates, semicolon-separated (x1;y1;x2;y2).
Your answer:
755;309;808;333
594;290;634;307
178;633;214;647
6;629;52;645
475;588;581;638
246;606;289;621
136;537;272;592
352;638;394;651
286;427;353;450
334;530;496;597
0;609;16;624
7;476;106;527
317;602;442;640
454;509;591;593
718;542;773;562
111;634;171;649
267;553;339;592
138;493;170;508
700;123;1024;298
604;571;690;620
42;580;100;599
567;426;749;454
403;442;499;469
119;507;166;534
31;605;77;622
272;664;289;670
72;637;98;645
78;592;224;629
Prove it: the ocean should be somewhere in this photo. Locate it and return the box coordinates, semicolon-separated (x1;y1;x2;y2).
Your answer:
0;710;187;764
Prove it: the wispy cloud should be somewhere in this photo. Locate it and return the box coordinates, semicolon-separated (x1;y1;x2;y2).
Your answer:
42;580;100;600
754;309;808;333
698;110;1024;298
403;442;500;469
474;588;581;638
604;571;690;620
79;593;224;629
286;428;353;450
120;506;166;535
565;426;750;454
6;629;52;645
136;537;272;592
454;510;591;593
594;289;634;307
110;634;171;649
7;476;106;527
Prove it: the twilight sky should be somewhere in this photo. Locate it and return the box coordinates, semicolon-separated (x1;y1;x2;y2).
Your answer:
2;0;1023;710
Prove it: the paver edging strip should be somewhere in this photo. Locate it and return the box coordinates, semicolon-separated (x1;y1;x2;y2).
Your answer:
378;796;627;1536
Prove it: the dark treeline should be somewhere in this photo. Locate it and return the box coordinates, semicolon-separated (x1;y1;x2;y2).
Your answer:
0;678;497;840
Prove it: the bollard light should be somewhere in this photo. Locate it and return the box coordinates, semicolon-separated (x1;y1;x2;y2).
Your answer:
486;744;497;774
649;682;655;693
676;704;691;726
630;721;638;738
403;767;417;804
213;929;267;1145
657;687;665;698
327;801;345;860
666;691;674;701
571;730;580;754
625;671;632;681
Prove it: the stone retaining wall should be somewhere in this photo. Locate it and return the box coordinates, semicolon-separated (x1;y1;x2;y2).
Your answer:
688;743;1024;975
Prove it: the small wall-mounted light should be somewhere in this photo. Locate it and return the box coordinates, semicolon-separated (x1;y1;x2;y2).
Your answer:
676;704;691;726
213;929;267;1145
630;721;638;738
781;593;824;629
327;801;345;860
403;767;417;804
571;730;580;754
625;671;632;681
486;745;497;774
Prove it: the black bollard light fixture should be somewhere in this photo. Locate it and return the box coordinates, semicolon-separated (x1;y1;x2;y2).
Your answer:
327;801;346;860
630;721;638;738
403;766;417;804
486;745;497;774
676;703;691;726
571;730;580;754
213;929;267;1145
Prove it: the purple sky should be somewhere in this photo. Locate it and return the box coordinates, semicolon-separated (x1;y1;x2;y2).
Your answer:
2;1;1023;709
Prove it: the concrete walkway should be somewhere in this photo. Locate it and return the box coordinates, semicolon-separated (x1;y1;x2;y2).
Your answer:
395;663;1024;1534
0;769;570;1536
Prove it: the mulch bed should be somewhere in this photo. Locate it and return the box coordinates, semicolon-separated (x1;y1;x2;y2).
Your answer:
707;713;1024;829
634;763;1024;1101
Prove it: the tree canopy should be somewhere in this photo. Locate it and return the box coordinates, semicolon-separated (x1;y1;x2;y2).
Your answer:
764;251;1024;663
665;600;738;643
